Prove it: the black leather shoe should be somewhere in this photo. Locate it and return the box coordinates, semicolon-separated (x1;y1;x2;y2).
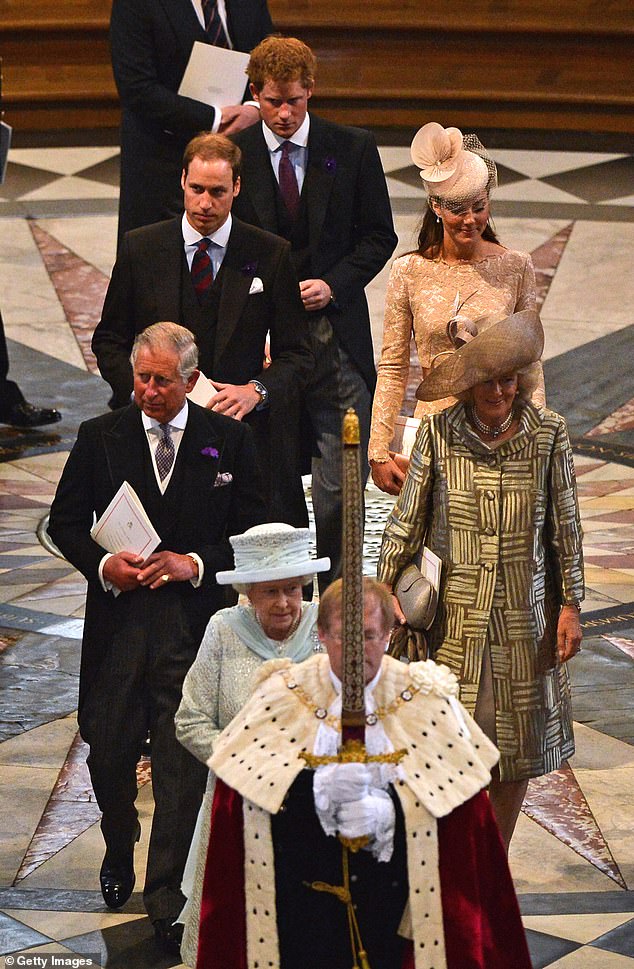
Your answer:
153;917;184;954
1;400;62;428
99;821;141;909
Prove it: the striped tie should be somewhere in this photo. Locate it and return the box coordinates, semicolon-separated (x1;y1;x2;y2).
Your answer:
201;0;229;47
192;238;214;301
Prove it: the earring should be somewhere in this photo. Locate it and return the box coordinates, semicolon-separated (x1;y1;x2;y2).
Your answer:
436;215;441;224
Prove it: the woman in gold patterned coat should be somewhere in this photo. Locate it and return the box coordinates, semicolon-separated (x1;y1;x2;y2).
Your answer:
378;310;584;850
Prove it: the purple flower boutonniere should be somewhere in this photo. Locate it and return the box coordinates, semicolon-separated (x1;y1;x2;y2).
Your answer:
241;261;258;277
324;156;337;175
201;446;219;458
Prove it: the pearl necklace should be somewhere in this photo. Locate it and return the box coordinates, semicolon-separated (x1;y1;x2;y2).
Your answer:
253;607;302;654
470;405;515;439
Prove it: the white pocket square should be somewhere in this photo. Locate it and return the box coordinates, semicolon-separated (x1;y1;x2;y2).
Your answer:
214;472;233;487
248;277;264;295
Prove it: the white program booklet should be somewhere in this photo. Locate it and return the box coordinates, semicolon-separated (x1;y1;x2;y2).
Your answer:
90;481;161;558
419;545;442;594
178;42;250;107
187;370;217;408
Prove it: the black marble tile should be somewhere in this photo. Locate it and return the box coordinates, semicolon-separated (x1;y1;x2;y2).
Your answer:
74;156;120;188
67;919;181;969
0;632;80;741
0;164;61;200
0;556;52;569
544;323;634;444
494;163;528;187
0;911;52;954
0;604;81;634
524;928;581;967
0;888;144;915
542;156;634;204
519;891;634;916
593;917;634;957
385;164;421;188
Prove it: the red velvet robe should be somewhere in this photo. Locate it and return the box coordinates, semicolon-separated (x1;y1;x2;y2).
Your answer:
196;779;531;969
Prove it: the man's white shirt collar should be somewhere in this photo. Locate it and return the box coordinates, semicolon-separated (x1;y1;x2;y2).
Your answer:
182;211;233;249
262;113;311;152
329;664;382;696
142;400;189;433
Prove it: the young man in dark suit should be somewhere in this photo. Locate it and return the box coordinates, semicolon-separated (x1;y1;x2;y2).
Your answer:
232;37;398;590
48;322;265;953
110;0;274;241
92;134;313;527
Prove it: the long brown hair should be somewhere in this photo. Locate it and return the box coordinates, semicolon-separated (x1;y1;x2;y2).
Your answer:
416;203;500;260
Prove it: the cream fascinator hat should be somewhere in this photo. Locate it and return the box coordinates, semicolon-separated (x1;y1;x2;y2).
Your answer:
216;522;330;585
411;122;497;207
416;309;544;402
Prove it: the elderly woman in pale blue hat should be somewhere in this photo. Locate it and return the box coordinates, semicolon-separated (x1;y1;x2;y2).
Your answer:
175;523;329;965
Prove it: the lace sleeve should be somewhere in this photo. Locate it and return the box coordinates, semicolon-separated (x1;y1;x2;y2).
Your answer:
515;254;546;405
516;254;537;312
369;256;414;462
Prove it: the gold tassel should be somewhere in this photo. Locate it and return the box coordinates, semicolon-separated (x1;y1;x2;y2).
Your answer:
306;846;372;969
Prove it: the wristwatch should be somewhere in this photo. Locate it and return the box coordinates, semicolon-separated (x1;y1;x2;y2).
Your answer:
249;379;269;410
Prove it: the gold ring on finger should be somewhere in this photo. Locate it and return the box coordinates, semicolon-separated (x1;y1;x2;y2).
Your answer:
161;573;170;583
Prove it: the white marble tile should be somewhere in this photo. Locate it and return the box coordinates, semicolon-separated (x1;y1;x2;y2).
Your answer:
0;716;77;769
547;946;634;968
540;221;634;329
36;216;118;279
490;150;627;179
20;783;153;890
18;176;119;203
494;217;571;255
522;911;634;944
542;314;632;360
377;146;412;172
0;765;60;883
573;765;634;888
3;909;145;939
493;179;587;205
600;194;634;207
509;811;619;894
9;147;120;177
384;176;422;199
570;723;634;771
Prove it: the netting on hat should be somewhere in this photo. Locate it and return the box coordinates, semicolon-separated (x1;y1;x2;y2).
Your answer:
422;132;498;211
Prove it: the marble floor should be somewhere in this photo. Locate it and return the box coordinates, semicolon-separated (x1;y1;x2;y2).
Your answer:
1;127;634;968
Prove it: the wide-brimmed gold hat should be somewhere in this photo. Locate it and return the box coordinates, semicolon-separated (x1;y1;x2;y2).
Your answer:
416;309;544;401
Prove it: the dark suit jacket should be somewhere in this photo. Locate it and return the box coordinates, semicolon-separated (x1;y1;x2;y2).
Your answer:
48;402;265;709
232;115;398;391
110;0;274;237
92;215;311;409
91;215;312;525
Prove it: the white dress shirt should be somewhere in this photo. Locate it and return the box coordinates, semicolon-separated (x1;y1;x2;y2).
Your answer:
182;211;232;278
99;401;203;591
261;113;310;193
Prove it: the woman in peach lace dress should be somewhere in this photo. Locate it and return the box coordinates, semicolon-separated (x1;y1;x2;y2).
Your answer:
369;123;543;495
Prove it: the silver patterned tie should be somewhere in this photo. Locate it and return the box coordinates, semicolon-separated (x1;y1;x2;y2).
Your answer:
155;423;175;481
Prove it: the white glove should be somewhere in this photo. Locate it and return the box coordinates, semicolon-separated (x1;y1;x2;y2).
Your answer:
313;763;373;836
337;789;396;862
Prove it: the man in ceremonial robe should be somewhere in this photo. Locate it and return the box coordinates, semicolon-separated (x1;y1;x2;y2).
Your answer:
194;578;532;969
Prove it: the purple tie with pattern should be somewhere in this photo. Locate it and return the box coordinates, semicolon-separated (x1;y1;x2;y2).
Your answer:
155;423;175;482
278;141;300;222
